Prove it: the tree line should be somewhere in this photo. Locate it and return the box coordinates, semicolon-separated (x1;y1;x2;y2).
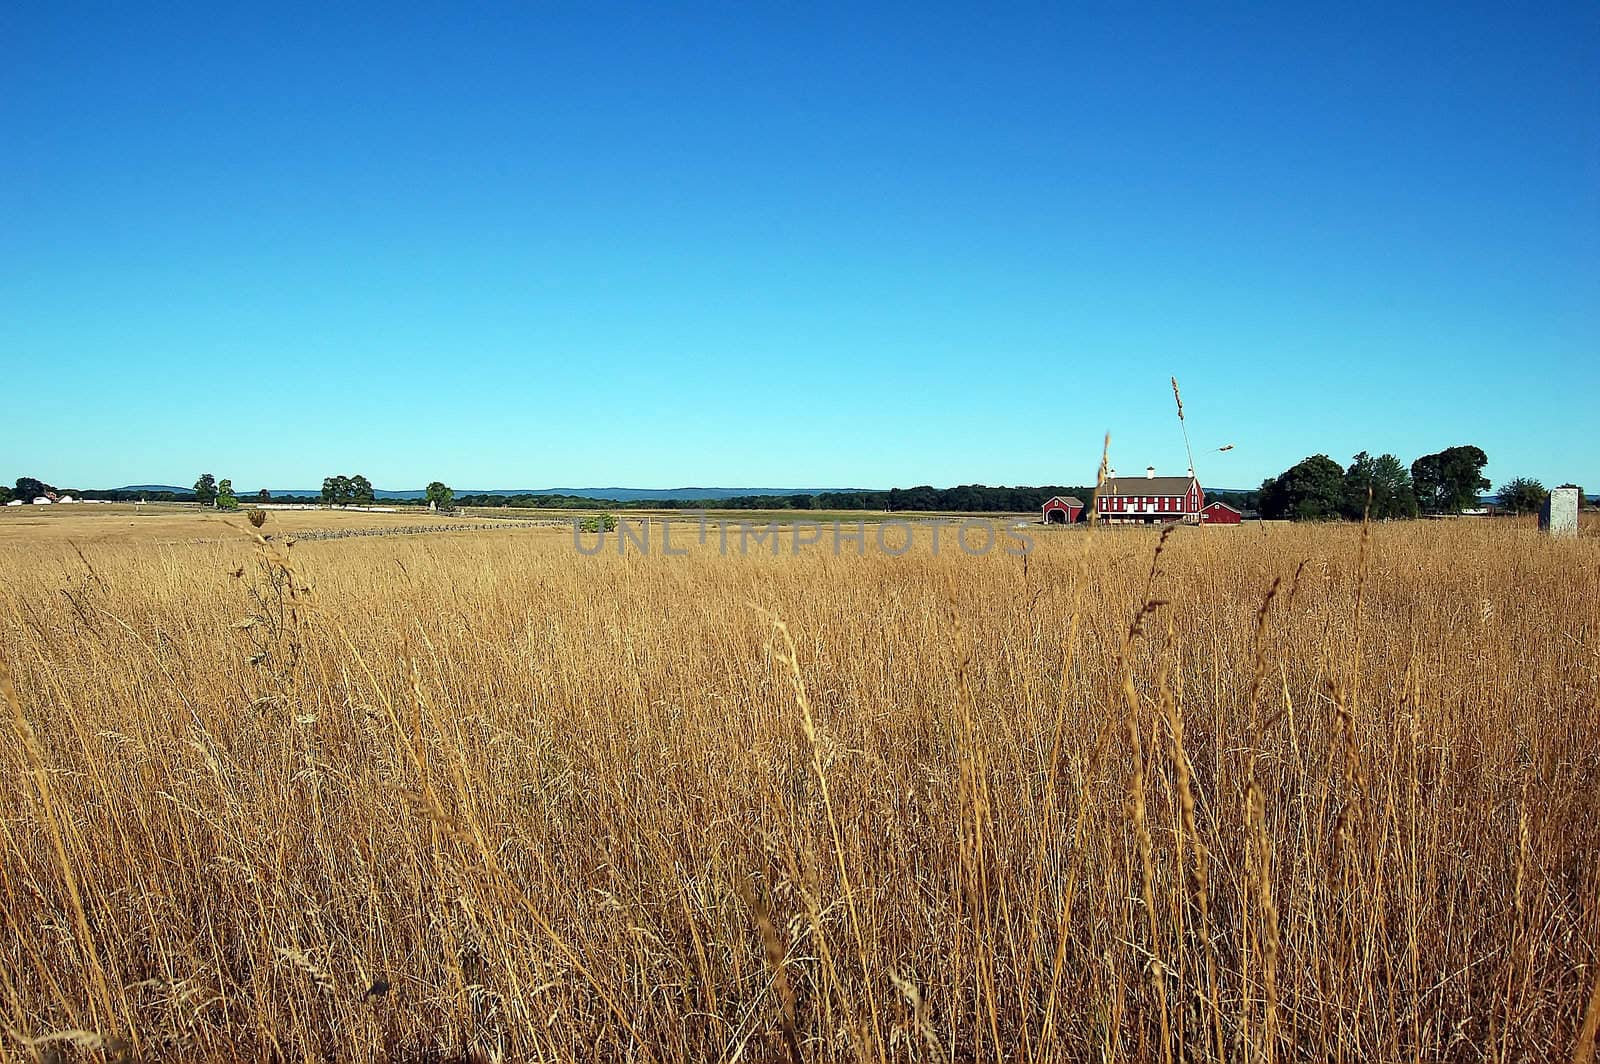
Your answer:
1255;445;1571;521
3;455;1578;520
450;485;1105;512
0;478;1112;513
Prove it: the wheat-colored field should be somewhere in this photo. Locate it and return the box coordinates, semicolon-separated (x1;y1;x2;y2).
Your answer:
1;513;1597;1062
0;505;473;547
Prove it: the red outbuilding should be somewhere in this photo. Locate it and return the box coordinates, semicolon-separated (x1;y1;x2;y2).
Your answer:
1041;496;1085;524
1201;500;1243;524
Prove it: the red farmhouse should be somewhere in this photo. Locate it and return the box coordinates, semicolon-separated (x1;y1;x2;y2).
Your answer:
1201;500;1243;525
1041;496;1085;524
1096;467;1203;525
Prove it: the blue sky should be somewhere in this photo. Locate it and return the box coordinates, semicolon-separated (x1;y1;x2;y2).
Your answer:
2;2;1595;492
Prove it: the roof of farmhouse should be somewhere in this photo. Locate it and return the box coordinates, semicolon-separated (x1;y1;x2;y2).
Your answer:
1100;474;1198;496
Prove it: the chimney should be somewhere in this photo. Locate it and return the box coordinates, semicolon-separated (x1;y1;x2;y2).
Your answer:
1187;467;1194;477
1145;466;1156;479
1107;467;1116;479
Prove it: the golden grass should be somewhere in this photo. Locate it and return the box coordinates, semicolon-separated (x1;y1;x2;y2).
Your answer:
0;516;1597;1061
0;505;487;547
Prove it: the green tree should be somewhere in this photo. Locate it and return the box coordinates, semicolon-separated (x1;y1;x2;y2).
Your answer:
349;474;375;505
216;478;239;510
15;477;52;502
322;475;357;506
1260;455;1345;520
424;482;453;510
0;484;9;504
257;488;271;503
1343;452;1420;520
1496;477;1546;515
1411;446;1489;515
194;473;218;506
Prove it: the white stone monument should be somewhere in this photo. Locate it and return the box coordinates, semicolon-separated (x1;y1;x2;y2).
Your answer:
1539;487;1579;537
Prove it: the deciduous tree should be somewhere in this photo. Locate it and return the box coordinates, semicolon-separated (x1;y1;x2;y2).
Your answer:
194;473;218;506
322;475;358;506
1496;477;1546;515
1411;446;1489;515
1260;455;1345;520
15;477;51;502
1343;452;1420;519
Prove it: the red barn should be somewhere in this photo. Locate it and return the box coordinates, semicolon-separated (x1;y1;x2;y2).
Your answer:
1041;496;1084;524
1201;500;1242;524
1095;467;1203;525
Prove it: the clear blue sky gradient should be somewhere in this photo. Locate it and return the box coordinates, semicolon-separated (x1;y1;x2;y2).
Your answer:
3;2;1596;491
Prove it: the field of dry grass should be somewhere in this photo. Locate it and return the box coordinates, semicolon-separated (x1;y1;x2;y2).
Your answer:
0;505;486;548
1;512;1597;1062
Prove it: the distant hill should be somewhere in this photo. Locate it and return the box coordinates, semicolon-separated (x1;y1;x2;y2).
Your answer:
425;487;866;502
114;485;867;501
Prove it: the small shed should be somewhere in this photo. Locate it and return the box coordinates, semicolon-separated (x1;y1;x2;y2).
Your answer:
1042;496;1085;524
1201;500;1242;525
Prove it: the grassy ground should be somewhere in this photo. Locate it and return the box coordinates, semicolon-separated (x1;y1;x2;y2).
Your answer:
0;504;506;546
0;515;1597;1061
0;504;1044;551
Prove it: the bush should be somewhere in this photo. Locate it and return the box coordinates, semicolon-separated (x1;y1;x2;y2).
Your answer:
578;512;617;533
246;508;267;528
